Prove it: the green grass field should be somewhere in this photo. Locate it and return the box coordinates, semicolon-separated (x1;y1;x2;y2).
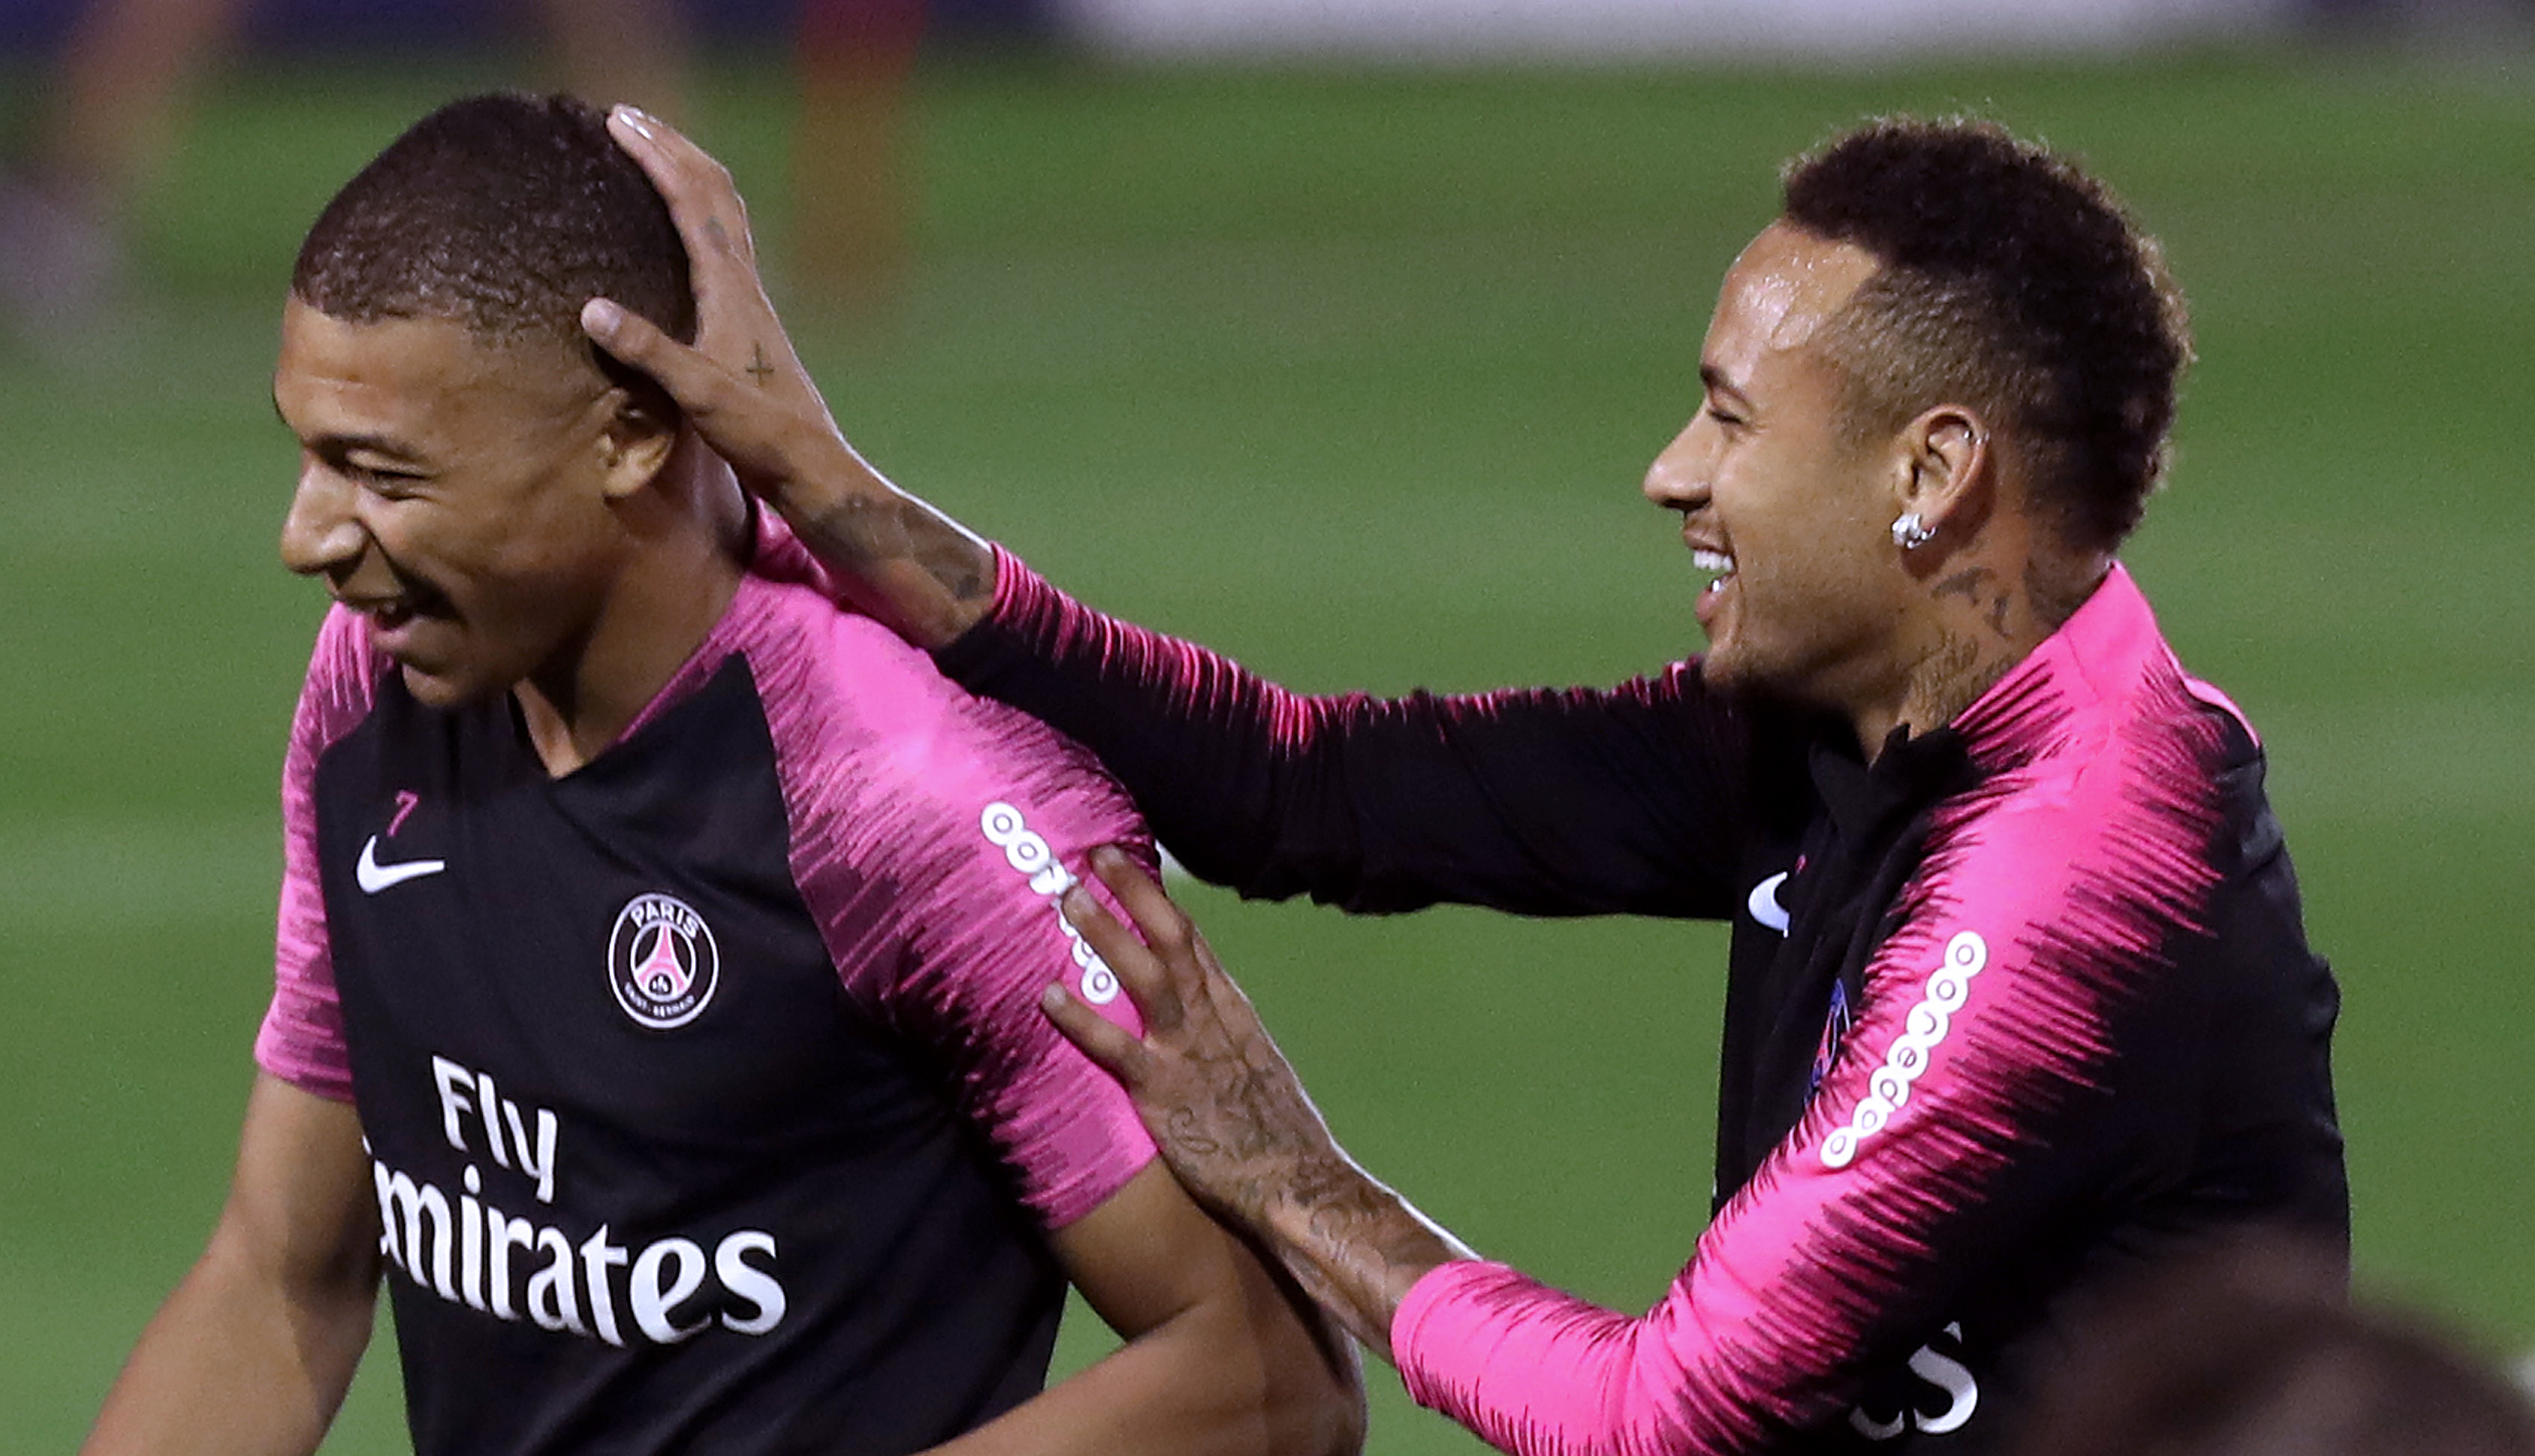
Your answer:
5;45;2531;1452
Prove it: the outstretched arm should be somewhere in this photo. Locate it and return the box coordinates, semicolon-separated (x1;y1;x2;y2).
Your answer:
585;106;1752;919
83;1074;382;1456
1046;846;2180;1455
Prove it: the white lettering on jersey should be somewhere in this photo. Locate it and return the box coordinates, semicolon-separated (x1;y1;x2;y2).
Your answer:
630;1238;711;1344
432;1054;559;1203
716;1232;787;1335
980;800;1120;1005
1848;1322;1981;1441
1821;931;1987;1170
384;1053;789;1349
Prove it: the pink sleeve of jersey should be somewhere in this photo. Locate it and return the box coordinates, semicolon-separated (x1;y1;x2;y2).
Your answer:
761;604;1159;1230
252;608;382;1103
892;769;1162;1229
1390;699;2229;1455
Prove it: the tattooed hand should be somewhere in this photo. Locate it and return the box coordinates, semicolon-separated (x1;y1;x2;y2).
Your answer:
579;106;995;649
1045;848;1473;1361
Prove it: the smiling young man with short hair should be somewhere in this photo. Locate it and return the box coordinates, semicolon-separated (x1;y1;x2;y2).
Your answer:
586;111;2344;1452
81;93;1362;1456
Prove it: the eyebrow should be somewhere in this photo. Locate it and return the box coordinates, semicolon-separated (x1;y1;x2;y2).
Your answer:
271;388;424;462
312;432;425;461
1693;368;1754;413
1699;364;1754;409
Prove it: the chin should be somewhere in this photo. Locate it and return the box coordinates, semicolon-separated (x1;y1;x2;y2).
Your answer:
397;660;504;709
1696;649;1823;715
1695;646;1757;696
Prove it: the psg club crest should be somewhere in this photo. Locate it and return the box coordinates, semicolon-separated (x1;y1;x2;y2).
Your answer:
607;892;720;1030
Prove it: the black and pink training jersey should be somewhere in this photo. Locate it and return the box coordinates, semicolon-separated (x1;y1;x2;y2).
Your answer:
254;519;1157;1456
931;552;2346;1455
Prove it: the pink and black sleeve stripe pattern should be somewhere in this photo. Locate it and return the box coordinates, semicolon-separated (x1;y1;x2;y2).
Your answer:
254;606;386;1103
700;554;1162;1230
1392;567;2248;1455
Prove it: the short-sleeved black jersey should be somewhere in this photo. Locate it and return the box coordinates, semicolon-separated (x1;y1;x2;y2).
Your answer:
256;557;1161;1456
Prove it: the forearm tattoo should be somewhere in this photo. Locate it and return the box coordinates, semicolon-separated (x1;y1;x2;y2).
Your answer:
797;492;990;606
1265;1152;1464;1358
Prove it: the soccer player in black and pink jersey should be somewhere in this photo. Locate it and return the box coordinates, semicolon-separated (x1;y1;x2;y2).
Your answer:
81;95;1364;1456
589;111;2346;1453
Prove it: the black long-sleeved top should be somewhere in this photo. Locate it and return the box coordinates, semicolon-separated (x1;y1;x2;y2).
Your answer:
931;548;2346;1455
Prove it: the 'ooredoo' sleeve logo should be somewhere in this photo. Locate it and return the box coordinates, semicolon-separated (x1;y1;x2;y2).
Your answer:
980;801;1120;1006
1820;931;1987;1170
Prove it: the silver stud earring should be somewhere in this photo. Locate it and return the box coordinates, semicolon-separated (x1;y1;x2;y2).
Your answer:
1892;512;1935;550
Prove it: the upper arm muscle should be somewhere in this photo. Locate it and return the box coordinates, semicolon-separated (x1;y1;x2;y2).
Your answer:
1048;1162;1250;1340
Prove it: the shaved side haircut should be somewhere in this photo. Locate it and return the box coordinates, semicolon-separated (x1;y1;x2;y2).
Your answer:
1782;117;2194;555
292;92;694;362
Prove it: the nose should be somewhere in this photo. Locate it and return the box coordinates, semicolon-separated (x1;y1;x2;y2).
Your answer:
1642;413;1713;512
278;456;365;579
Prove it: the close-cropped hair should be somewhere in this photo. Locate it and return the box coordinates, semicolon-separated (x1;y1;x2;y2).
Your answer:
291;92;694;361
1781;116;2193;553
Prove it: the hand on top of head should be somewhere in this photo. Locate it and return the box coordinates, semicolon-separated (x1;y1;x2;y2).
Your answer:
579;106;850;515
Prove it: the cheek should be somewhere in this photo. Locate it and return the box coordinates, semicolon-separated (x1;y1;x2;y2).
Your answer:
1764;453;1884;549
1713;457;1807;556
1725;467;1884;604
472;470;621;579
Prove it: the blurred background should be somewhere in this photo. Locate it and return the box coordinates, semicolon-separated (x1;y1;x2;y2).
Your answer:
4;1;2531;1450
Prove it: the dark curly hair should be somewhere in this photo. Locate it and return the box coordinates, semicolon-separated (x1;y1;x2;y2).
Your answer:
291;92;694;361
1782;117;2192;552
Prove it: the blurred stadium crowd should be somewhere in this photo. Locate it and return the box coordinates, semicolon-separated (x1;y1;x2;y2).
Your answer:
4;0;2533;350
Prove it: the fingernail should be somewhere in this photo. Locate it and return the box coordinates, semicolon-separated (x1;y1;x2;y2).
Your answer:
1041;983;1070;1011
581;297;623;340
614;104;658;138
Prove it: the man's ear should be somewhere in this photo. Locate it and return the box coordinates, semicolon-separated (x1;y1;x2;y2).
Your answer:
1895;404;1996;543
596;385;681;502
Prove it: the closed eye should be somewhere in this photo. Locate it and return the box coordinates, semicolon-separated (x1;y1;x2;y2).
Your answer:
316;444;430;495
1697;364;1754;432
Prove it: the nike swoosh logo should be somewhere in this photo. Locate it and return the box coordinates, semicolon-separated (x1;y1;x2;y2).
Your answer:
1748;871;1792;935
357;835;447;894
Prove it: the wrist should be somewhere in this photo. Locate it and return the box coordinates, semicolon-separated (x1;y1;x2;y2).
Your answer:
752;427;889;524
1253;1148;1465;1360
747;437;997;649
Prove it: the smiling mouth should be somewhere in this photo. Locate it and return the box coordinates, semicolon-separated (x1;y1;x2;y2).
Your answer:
333;592;414;628
1692;548;1736;594
336;566;452;629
